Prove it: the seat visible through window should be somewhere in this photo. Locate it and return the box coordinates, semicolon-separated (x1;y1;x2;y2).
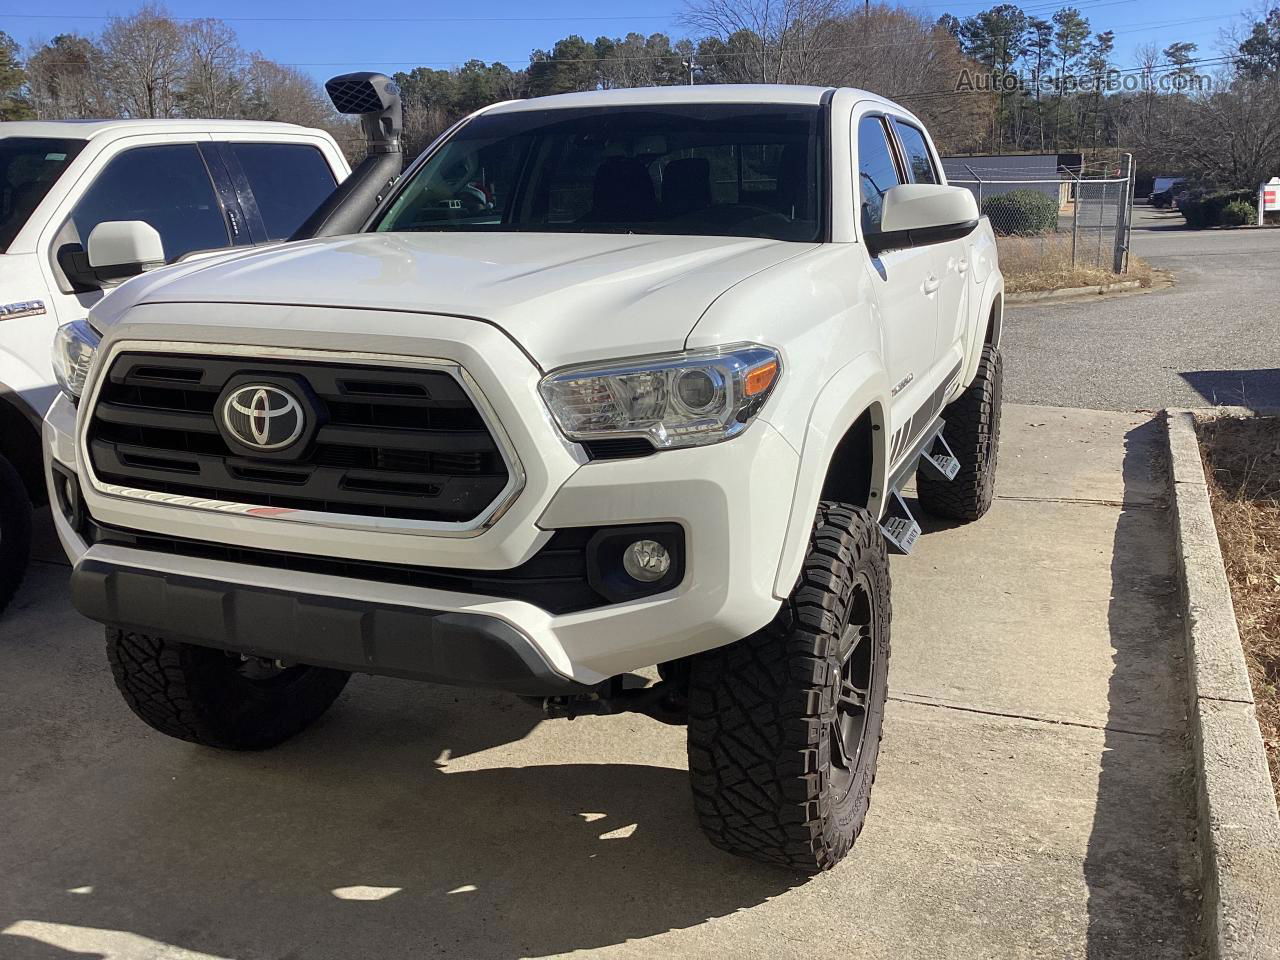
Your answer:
661;158;712;218
585;157;657;223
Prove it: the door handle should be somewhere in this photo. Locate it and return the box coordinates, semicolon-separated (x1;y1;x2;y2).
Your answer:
957;258;969;274
922;275;941;295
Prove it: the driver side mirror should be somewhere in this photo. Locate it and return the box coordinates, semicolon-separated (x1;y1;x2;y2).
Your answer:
59;220;165;290
866;184;979;257
88;220;165;279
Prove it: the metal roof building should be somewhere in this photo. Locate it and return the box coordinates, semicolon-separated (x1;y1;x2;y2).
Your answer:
942;153;1083;205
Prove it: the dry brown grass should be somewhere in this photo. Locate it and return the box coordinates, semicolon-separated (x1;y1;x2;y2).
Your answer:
997;234;1153;294
1198;415;1280;802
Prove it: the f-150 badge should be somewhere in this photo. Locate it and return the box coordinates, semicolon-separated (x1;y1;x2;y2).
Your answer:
0;299;46;319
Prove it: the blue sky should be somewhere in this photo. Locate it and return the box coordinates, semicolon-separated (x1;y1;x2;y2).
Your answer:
0;0;1257;83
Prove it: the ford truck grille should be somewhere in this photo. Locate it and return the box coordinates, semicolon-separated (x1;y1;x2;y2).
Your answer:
86;353;511;524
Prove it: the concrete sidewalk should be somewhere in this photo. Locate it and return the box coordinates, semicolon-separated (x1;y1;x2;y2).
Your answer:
0;405;1198;960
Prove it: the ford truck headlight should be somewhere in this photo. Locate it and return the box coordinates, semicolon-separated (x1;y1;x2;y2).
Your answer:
539;344;781;449
52;319;101;400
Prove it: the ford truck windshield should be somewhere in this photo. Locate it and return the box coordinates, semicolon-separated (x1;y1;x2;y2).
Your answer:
375;103;826;242
0;137;86;252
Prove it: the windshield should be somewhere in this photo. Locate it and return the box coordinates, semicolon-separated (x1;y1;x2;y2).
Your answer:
375;103;826;243
0;137;86;253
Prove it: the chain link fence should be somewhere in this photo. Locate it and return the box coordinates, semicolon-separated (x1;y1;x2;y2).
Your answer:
949;169;1134;274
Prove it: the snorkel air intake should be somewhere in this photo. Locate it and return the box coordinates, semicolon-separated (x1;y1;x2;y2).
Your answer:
291;72;404;240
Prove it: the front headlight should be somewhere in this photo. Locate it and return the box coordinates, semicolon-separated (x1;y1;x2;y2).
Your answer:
52;319;101;401
539;344;781;449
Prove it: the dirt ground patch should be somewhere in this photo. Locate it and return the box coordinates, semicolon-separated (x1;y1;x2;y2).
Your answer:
1198;415;1280;801
997;234;1153;294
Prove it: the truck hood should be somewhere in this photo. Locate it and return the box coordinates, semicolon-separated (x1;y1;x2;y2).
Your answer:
94;232;816;369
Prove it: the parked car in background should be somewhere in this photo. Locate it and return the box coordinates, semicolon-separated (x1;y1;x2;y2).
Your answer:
1149;177;1185;207
0;119;350;614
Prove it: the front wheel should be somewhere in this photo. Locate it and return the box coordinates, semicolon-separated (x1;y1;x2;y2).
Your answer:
686;501;891;872
0;453;32;617
106;629;351;750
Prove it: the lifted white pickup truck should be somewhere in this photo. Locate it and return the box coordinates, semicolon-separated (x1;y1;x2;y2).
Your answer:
0;119;350;612
45;83;1004;871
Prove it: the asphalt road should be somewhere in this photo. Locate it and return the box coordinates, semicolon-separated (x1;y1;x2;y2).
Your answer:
1003;207;1280;411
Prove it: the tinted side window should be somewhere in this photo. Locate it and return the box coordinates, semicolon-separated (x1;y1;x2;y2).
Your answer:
856;117;902;235
72;144;228;261
892;120;938;185
231;143;337;239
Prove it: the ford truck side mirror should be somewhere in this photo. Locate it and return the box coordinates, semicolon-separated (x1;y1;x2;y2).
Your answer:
87;220;165;278
866;184;980;257
59;220;166;289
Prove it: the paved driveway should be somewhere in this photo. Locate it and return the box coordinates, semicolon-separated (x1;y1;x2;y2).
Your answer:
0;406;1197;959
1004;208;1280;410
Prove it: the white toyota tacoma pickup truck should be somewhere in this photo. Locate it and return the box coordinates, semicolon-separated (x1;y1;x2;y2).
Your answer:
44;83;1004;871
0;118;351;612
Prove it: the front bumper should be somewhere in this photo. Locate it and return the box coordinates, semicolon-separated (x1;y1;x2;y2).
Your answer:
71;556;586;695
45;324;801;688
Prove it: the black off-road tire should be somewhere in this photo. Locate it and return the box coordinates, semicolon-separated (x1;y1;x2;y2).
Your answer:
0;453;32;617
106;629;351;750
916;345;1003;522
687;502;891;872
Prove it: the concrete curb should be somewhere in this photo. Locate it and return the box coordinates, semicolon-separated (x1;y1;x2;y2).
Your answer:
1165;409;1280;959
1006;279;1142;303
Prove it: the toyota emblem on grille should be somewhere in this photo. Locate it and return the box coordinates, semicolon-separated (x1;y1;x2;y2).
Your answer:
222;385;306;451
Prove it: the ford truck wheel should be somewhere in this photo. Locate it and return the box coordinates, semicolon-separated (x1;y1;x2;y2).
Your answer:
916;344;1003;522
106;629;351;750
687;501;890;872
0;453;32;617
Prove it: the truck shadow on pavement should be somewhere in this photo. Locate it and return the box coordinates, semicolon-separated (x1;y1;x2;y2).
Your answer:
3;659;798;960
1180;368;1280;412
1084;418;1199;958
910;417;1199;958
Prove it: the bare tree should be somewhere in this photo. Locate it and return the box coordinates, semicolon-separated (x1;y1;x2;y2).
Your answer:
181;18;243;118
27;34;113;119
240;55;362;161
824;5;994;153
240;55;328;123
99;4;186;118
1151;75;1280;186
683;0;848;84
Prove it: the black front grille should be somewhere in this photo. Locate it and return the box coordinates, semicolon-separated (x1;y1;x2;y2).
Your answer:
87;354;510;523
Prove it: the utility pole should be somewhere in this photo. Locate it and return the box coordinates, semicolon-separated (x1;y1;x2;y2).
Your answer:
683;57;695;85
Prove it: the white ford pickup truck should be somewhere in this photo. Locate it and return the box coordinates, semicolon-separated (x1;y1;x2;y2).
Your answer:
0;119;351;612
44;83;1004;871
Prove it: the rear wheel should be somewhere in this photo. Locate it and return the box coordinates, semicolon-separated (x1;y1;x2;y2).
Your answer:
916;345;1003;522
687;501;890;872
106;629;350;750
0;453;32;617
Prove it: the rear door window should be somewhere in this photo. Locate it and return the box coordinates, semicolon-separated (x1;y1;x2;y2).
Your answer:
71;143;228;261
229;143;337;240
891;120;939;185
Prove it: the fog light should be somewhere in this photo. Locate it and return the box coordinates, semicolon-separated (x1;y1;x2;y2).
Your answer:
622;539;671;582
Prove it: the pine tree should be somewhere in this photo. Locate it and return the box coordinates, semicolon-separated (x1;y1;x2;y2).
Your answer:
0;31;33;120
